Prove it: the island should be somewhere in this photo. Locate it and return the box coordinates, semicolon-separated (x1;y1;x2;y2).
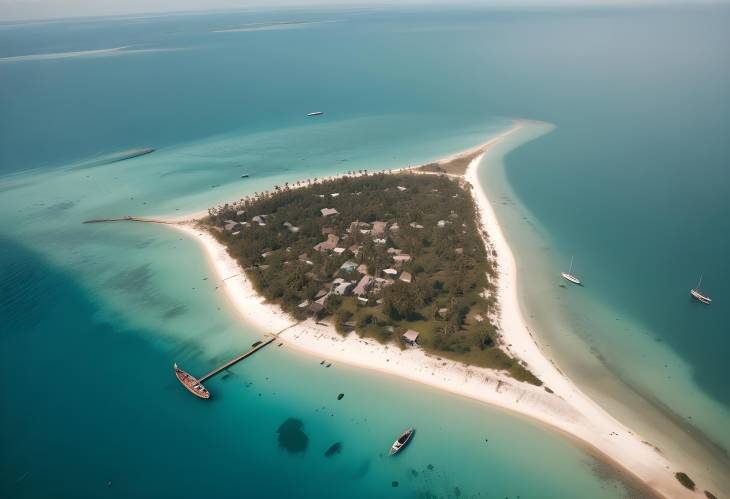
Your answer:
205;168;540;384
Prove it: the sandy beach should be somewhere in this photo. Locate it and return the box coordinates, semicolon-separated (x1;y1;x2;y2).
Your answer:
167;129;712;499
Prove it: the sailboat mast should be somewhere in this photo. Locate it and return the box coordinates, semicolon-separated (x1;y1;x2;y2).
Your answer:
569;256;574;274
697;274;703;290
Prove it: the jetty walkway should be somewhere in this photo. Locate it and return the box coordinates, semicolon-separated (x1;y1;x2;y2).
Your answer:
83;216;175;225
175;323;299;398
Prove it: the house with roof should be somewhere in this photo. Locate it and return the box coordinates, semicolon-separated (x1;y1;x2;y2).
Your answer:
353;275;373;296
314;234;339;252
393;254;411;264
402;330;420;346
321;207;339;217
332;279;354;296
399;271;413;283
339;260;358;273
372;221;387;237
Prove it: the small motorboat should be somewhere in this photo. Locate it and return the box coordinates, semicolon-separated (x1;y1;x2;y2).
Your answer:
561;255;582;285
690;275;712;304
307;111;324;117
389;428;415;456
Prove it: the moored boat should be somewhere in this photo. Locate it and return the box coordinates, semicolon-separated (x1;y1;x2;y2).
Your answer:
690;275;712;304
174;363;210;399
389;428;414;456
561;256;582;285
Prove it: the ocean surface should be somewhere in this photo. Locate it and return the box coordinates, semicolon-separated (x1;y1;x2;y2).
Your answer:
1;4;729;498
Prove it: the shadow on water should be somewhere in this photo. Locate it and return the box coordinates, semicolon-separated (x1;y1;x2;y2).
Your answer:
277;418;309;454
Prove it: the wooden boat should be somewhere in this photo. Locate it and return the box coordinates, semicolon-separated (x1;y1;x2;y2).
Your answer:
174;363;210;399
389;428;414;456
690;275;712;304
561;256;582;285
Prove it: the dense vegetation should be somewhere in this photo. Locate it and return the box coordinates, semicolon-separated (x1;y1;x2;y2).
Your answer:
205;171;540;384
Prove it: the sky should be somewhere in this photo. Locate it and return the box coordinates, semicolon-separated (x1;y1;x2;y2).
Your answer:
0;0;706;23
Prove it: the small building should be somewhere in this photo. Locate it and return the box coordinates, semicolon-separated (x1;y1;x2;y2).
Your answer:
372;221;387;237
409;222;424;229
389;223;400;232
330;192;340;197
373;277;394;292
283;221;299;233
387;247;402;255
383;268;398;276
438;307;448;318
357;263;369;274
353;275;373;296
437;220;447;228
373;238;387;245
333;247;346;255
252;215;268;226
314;234;340;252
399;271;412;283
403;330;420;346
333;281;354;296
348;244;362;256
321;207;339;217
397;186;407;192
339;260;358;272
298;300;310;309
393;254;411;264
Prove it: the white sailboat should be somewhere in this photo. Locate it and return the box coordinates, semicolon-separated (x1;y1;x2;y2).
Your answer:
690;275;712;304
561;256;582;285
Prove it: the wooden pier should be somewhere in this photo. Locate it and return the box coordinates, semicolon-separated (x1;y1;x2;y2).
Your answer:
173;323;299;399
198;334;276;383
83;216;175;225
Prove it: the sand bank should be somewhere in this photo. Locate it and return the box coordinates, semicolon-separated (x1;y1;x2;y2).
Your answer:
168;127;709;498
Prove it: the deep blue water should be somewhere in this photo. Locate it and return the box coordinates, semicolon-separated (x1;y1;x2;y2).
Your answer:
1;4;729;497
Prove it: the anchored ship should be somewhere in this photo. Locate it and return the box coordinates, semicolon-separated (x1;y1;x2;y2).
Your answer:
690;275;712;304
173;363;210;399
561;255;582;285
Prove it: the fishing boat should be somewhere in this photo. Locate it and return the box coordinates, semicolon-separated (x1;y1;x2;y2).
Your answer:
306;111;324;117
173;363;210;399
690;275;712;304
389;428;415;456
561;256;582;285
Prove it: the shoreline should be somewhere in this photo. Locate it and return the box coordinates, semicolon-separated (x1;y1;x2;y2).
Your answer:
166;127;707;498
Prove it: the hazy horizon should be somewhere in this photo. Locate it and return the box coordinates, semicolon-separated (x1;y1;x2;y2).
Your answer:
0;0;717;23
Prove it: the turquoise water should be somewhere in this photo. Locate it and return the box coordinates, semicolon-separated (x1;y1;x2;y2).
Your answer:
1;4;729;497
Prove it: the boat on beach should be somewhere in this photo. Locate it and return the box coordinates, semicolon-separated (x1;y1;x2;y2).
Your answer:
174;363;210;399
306;111;324;117
690;275;712;304
561;256;582;285
389;428;415;455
